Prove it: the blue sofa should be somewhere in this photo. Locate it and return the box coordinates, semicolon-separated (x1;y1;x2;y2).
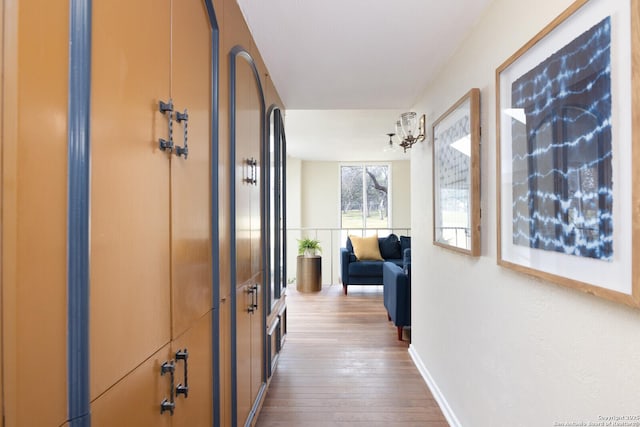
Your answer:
383;248;411;340
340;234;411;295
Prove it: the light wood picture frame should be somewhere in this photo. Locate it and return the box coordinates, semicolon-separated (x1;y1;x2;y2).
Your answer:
496;0;640;307
432;88;481;256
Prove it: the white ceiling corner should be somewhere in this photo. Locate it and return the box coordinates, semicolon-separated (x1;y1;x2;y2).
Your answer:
235;0;493;161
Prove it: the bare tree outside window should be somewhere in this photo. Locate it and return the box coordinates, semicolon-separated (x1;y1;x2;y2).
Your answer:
341;164;390;229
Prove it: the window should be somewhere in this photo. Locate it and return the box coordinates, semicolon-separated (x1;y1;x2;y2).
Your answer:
340;164;390;229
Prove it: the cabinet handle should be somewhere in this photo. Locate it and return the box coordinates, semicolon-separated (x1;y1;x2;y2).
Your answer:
158;99;174;152
244;158;257;185
252;284;259;311
174;109;189;159
160;360;176;415
252;159;257;185
159;99;173;113
247;286;255;313
175;349;189;398
246;284;259;313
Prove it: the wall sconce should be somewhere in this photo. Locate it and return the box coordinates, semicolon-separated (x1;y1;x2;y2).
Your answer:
395;112;426;152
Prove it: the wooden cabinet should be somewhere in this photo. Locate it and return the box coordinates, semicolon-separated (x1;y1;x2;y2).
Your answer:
91;344;173;427
170;0;214;339
92;312;213;426
219;298;233;427
90;0;172;399
235;282;255;422
226;25;290;424
1;0;70;424
170;312;214;426
232;50;266;426
90;0;213;423
1;0;288;424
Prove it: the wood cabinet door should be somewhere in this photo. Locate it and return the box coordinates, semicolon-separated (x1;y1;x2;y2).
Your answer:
218;299;233;427
233;48;265;425
90;0;172;400
169;0;213;340
247;86;263;283
250;175;263;279
2;0;70;424
91;344;173;427
250;273;265;403
236;274;264;425
235;170;253;287
171;311;213;426
234;61;256;288
92;0;216;421
236;283;254;424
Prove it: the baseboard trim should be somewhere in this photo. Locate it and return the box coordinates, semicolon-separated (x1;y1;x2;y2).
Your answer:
408;344;462;427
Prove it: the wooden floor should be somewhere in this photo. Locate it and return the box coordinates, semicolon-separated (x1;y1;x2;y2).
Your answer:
256;284;448;427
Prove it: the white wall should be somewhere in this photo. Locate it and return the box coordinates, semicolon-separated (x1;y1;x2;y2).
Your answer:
391;161;411;228
285;156;302;284
410;0;640;426
286;156;302;229
301;161;340;228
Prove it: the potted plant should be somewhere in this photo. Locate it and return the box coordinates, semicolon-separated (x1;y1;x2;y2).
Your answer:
297;237;322;257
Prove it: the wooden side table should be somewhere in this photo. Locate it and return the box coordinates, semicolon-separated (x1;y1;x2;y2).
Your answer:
296;255;321;292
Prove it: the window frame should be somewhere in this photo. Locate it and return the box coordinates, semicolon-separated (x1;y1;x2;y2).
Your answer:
339;162;393;230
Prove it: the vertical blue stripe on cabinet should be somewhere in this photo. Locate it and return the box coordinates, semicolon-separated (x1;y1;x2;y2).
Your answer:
203;1;221;425
279;109;287;296
67;0;91;426
229;46;238;427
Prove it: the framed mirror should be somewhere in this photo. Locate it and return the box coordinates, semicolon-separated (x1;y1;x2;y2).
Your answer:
432;88;481;256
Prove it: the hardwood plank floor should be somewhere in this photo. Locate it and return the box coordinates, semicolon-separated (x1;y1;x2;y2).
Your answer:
256;284;448;427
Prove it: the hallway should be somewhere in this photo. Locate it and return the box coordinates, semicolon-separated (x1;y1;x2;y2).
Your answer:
256;284;448;426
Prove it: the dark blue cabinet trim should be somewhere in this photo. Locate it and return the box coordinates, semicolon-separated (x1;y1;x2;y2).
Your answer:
279;109;287;296
265;105;275;380
229;45;266;427
264;106;286;380
204;1;221;426
265;106;274;317
67;0;92;425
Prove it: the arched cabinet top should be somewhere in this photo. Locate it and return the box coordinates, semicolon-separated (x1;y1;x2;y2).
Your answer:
229;45;266;113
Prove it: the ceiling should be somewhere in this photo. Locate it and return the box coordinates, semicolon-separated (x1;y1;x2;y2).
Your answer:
236;0;493;161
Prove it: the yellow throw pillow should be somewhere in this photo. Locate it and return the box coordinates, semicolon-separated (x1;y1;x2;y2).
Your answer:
349;234;383;261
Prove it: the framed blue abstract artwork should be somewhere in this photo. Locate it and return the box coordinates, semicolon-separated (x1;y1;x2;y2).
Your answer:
496;0;640;307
